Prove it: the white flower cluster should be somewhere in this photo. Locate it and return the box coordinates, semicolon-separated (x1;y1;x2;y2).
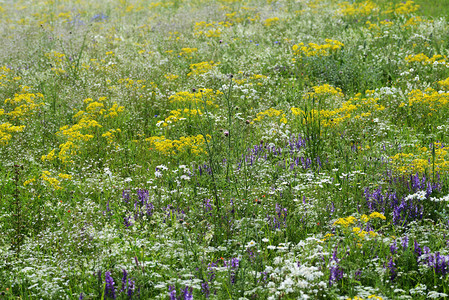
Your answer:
405;190;427;201
430;194;449;202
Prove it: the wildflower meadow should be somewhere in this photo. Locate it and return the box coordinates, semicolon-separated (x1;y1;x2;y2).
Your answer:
2;0;449;299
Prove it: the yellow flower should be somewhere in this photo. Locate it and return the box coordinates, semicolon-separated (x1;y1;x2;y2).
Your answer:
264;17;279;27
360;214;370;222
369;212;386;220
58;173;72;180
41;149;56;161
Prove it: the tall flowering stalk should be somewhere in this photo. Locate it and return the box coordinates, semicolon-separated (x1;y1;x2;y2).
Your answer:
104;271;116;299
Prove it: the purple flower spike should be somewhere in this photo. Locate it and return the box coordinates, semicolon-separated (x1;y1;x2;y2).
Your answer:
388;257;397;281
168;285;176;300
201;282;210;298
104;271;116;299
182;286;193;300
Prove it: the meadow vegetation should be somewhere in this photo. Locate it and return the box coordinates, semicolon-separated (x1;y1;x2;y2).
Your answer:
1;0;449;299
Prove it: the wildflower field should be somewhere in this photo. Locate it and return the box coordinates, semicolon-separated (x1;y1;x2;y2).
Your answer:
2;0;449;299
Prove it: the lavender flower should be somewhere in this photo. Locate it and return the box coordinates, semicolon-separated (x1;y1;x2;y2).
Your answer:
414;240;422;257
124;215;132;228
168;285;176;300
104;271;116;299
388;257;397;281
120;269;128;293
390;240;398;255
181;286;193;300
401;236;409;250
329;249;343;286
201;282;210;298
126;278;136;298
224;257;240;284
122;190;131;203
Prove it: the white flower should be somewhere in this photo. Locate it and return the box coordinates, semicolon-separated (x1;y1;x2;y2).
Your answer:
155;171;162;178
180;175;190;181
156;164;168;171
262;238;269;243
427;291;448;299
246;240;256;248
104;167;112;176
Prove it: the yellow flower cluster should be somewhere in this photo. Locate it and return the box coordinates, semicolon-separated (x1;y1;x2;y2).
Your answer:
333;212;386;227
366;21;380;31
292;39;344;57
306;84;344;99
164;73;179;81
291;100;356;128
251;108;287;124
385;0;419;15
407;87;449;109
389;143;449;175
438;77;449;90
292;91;385;128
117;78;148;90
0;65;10;77
102;128;121;145
333;216;357;227
0;122;25;145
3;86;44;120
156;108;202;127
145;134;209;156
334;213;385;243
264;17;279;27
179;47;198;58
40;171;63;190
58;118;102;143
224;9;259;24
41;149;56;162
403;16;432;27
232;73;268;86
405;53;447;65
194;21;231;38
187;61;220;76
105;103;125;118
338;1;378;17
168;89;222;107
0;66;21;87
58;173;72;180
44;97;124;163
352;227;378;239
44;51;66;64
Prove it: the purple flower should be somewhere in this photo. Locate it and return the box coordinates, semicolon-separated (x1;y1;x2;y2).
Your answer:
126;278;136;298
79;292;84;300
354;269;362;281
104;271;116;299
168;285;176;300
124;216;132;228
182;286;193;300
224;258;239;284
401;236;409;250
201;282;210;298
329;248;343;286
120;269;128;292
414;240;422;257
137;189;149;204
390;241;398;254
122;190;131;203
387;257;397;281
